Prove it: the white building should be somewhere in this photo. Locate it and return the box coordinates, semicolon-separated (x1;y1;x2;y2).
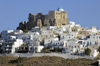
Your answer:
67;39;84;55
1;30;14;40
67;32;78;40
2;39;23;53
31;26;40;32
84;34;100;46
70;44;84;54
90;27;97;34
43;26;59;30
18;32;40;45
51;40;67;49
44;38;58;45
1;30;23;40
57;28;64;34
61;21;75;33
60;33;67;40
88;45;99;57
29;45;44;53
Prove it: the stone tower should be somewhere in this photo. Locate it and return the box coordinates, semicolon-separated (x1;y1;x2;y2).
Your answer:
44;7;69;27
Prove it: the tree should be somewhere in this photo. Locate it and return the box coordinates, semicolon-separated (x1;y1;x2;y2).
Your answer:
40;40;44;45
57;34;60;40
43;24;47;26
41;48;50;53
37;13;43;16
0;46;3;53
85;48;91;55
98;46;100;52
53;47;62;52
23;29;29;33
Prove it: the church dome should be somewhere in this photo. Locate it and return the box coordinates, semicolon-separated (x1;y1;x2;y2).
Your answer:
57;7;64;11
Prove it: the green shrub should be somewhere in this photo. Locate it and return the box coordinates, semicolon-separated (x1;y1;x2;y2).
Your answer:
85;48;91;55
43;24;47;26
98;46;100;52
23;29;29;33
53;47;62;52
37;13;43;16
41;48;50;53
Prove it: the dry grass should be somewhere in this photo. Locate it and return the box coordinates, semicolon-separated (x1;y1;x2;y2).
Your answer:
0;56;98;66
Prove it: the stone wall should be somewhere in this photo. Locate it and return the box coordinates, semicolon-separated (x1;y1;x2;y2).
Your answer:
17;10;69;31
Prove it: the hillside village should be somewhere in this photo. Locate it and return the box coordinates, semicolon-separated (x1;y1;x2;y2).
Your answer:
0;7;100;58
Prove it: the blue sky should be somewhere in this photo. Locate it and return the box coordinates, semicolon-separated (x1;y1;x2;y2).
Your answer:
0;0;100;32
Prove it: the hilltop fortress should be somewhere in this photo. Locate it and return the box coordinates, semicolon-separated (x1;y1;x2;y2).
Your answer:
17;7;69;30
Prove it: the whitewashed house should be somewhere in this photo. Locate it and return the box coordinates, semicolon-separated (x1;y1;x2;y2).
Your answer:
70;44;84;55
2;39;23;53
44;38;58;47
84;34;100;46
1;30;14;40
67;39;84;55
90;27;97;34
88;45;99;57
29;45;44;53
43;26;59;30
67;32;78;40
60;33;67;40
51;40;67;49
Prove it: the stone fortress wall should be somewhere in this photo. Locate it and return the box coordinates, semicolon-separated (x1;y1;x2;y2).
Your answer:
17;7;69;30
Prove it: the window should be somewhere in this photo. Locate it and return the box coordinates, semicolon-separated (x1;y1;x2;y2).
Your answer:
83;45;84;47
30;48;32;50
56;43;57;46
87;42;89;44
63;36;64;38
95;41;97;45
90;42;92;45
